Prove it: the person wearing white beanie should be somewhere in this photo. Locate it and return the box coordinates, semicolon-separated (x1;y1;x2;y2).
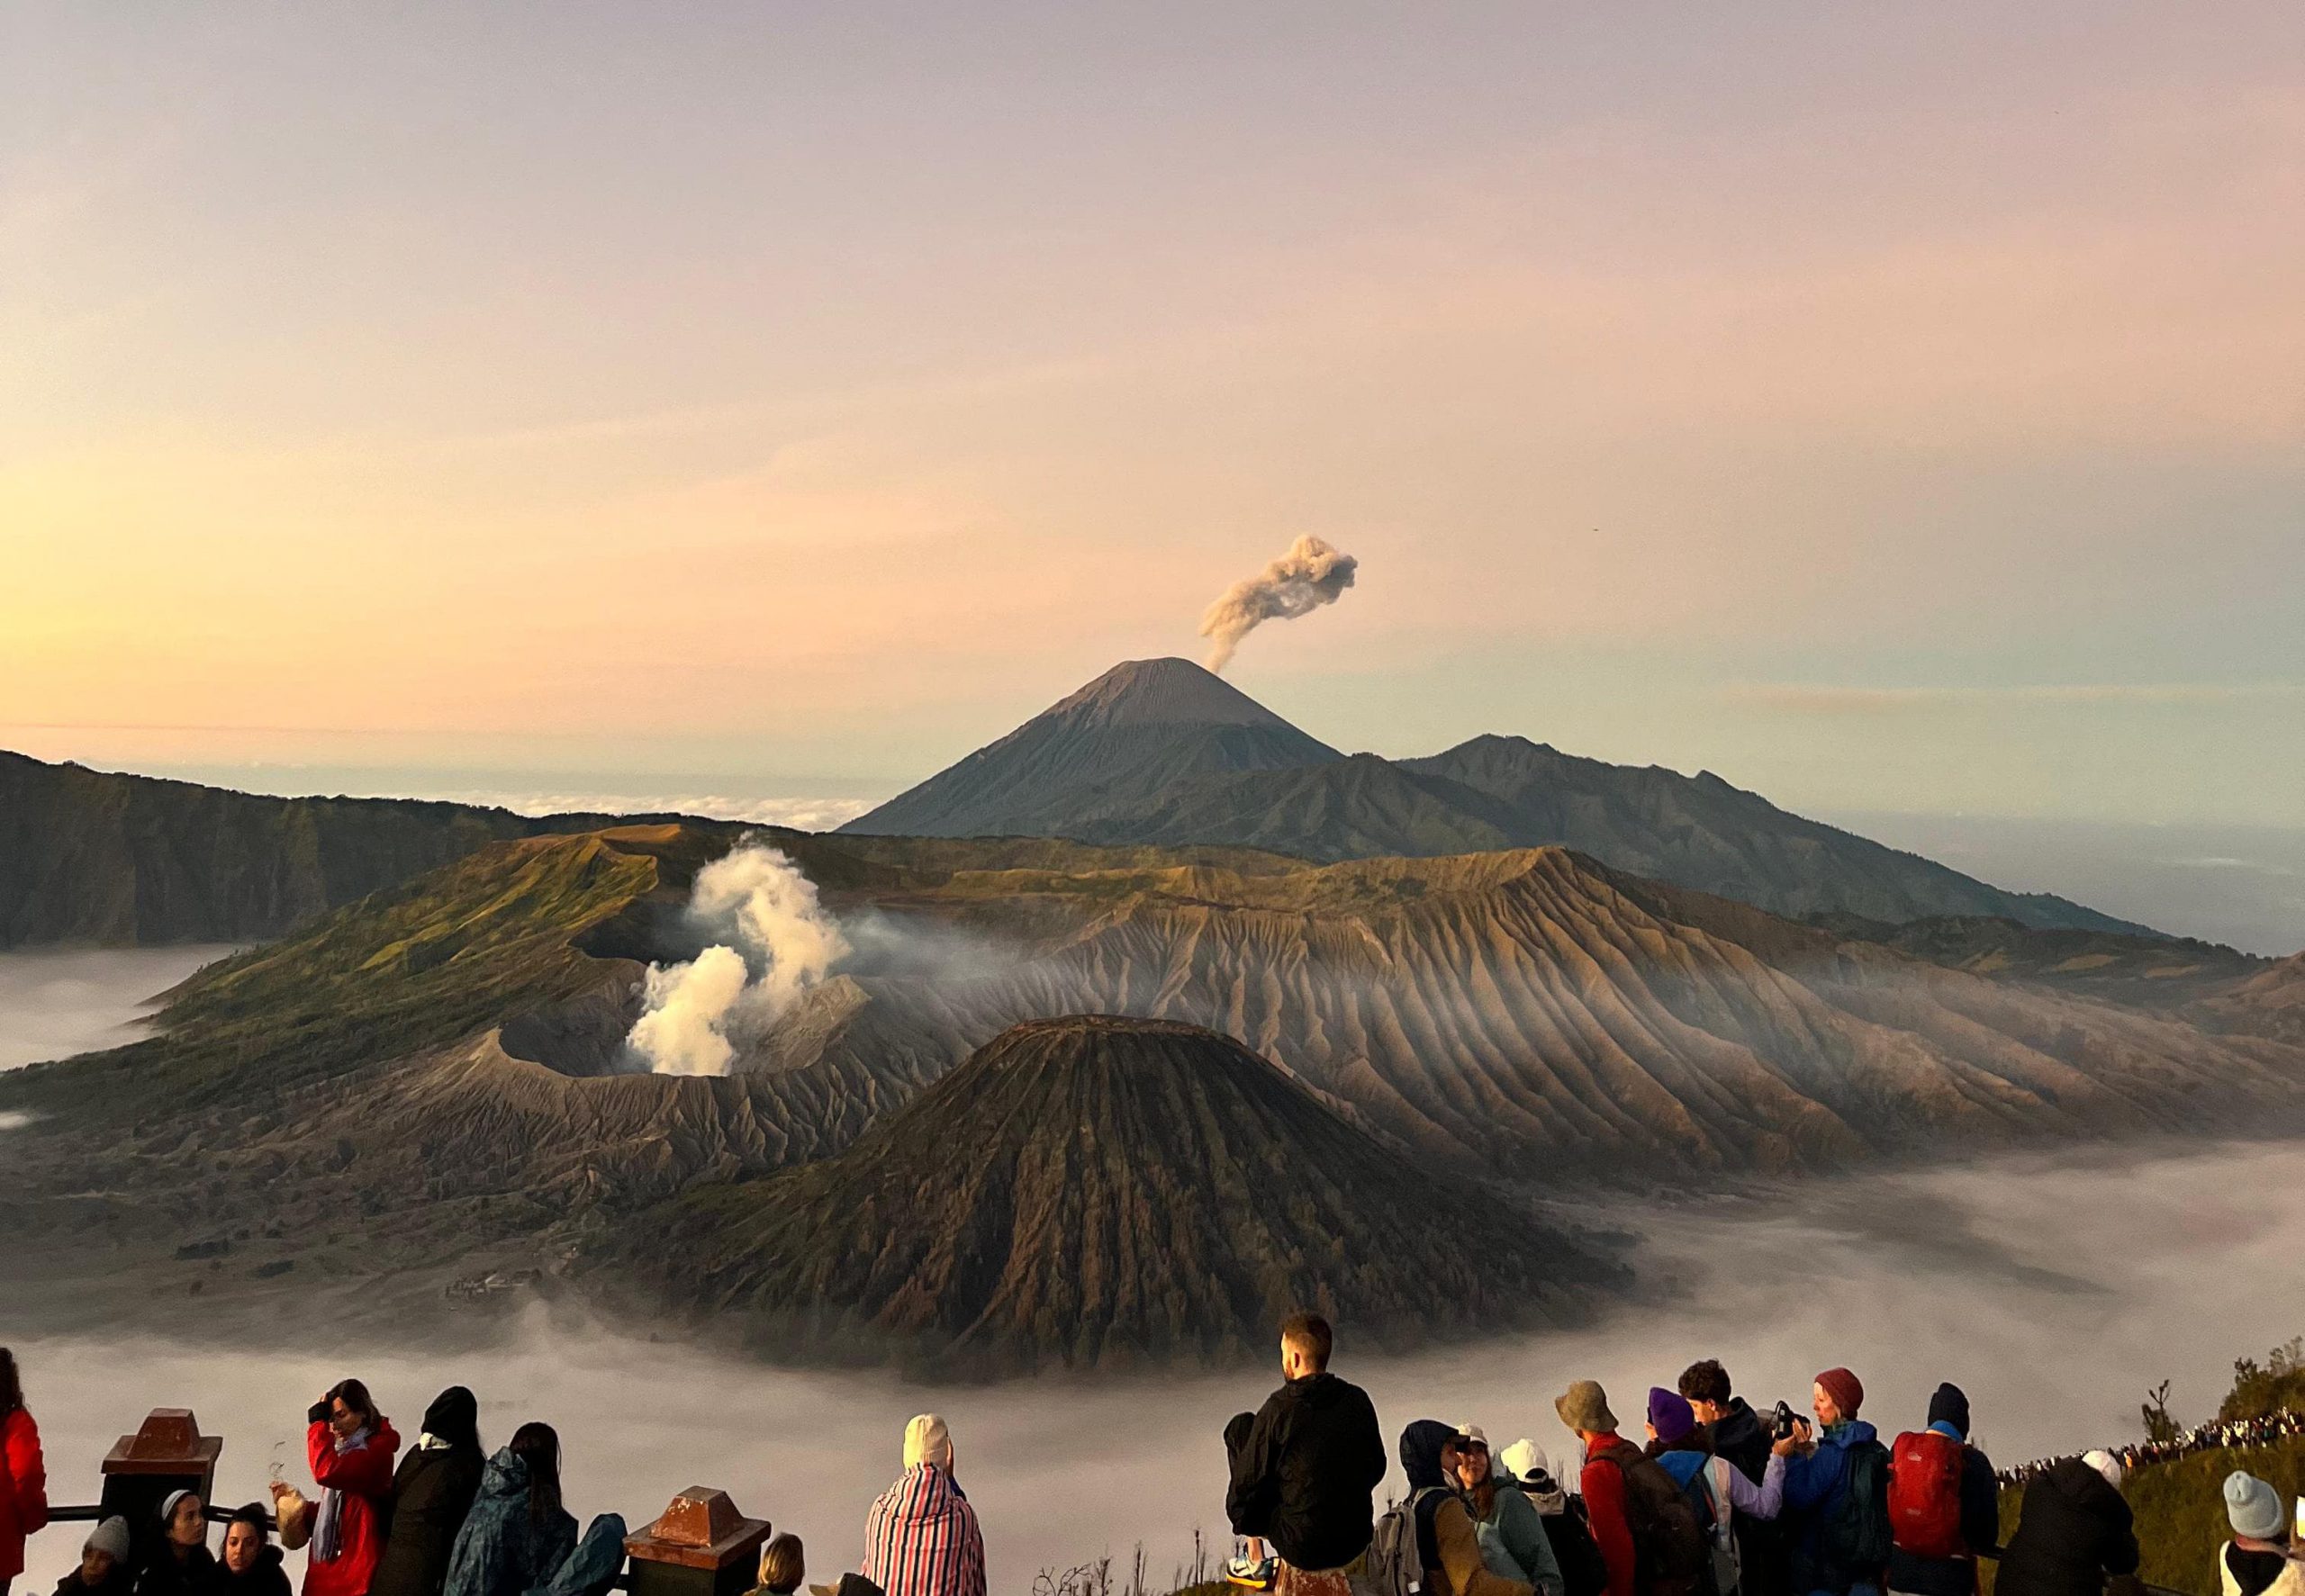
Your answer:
2219;1471;2305;1596
861;1414;983;1596
1996;1449;2139;1596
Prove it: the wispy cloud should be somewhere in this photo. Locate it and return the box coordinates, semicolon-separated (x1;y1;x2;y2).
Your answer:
1728;683;2305;715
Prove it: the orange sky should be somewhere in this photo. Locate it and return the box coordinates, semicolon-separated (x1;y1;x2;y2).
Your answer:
4;5;2300;828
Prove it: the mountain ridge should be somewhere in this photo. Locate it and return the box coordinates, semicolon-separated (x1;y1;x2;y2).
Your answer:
842;661;2153;936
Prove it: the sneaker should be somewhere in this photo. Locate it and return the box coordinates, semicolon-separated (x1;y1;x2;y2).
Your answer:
1225;1555;1277;1590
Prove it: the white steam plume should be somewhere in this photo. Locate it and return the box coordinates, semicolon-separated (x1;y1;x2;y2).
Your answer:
1197;535;1359;673
624;843;853;1077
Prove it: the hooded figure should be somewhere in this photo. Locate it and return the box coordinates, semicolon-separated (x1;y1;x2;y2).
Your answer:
441;1449;577;1596
1995;1456;2139;1596
370;1390;486;1596
1400;1421;1535;1596
530;1516;629;1596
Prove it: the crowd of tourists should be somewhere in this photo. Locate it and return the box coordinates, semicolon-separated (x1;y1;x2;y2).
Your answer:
10;1333;2305;1596
0;1349;978;1596
1221;1313;2305;1596
2000;1410;2305;1490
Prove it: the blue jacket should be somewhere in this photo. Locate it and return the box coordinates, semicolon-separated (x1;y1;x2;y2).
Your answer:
442;1450;578;1596
1781;1420;1879;1592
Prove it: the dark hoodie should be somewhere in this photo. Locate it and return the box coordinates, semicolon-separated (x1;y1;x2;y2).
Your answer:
54;1561;136;1596
1995;1458;2138;1596
1399;1422;1533;1596
216;1544;294;1596
371;1390;485;1596
1223;1371;1386;1570
1710;1402;1786;1596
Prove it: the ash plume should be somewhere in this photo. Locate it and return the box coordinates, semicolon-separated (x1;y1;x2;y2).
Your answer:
625;843;852;1077
1197;535;1359;673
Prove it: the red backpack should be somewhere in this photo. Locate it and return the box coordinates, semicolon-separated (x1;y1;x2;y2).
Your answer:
1888;1429;1966;1560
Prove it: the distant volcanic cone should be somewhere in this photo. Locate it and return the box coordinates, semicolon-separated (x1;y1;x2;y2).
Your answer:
601;1014;1619;1375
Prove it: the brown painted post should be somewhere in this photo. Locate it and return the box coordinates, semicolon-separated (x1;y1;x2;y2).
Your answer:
624;1487;771;1596
100;1410;225;1564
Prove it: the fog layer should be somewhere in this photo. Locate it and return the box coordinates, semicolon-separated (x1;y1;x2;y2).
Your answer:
0;947;237;1071
16;1139;2305;1586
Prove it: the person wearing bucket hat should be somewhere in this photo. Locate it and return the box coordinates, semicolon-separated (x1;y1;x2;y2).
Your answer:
2219;1472;2305;1596
1559;1382;1719;1596
1995;1448;2138;1596
54;1520;134;1596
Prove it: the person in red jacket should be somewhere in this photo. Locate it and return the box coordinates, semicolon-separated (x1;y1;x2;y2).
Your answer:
1557;1382;1636;1596
0;1349;50;1596
303;1380;402;1596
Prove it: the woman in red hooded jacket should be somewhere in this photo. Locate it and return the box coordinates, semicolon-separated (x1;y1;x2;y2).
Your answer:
303;1381;401;1596
0;1349;50;1596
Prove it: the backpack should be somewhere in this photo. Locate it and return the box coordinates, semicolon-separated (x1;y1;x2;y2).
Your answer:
1545;1496;1614;1596
1595;1442;1715;1596
1820;1436;1894;1578
1366;1486;1447;1596
1887;1431;1967;1561
1688;1457;1742;1596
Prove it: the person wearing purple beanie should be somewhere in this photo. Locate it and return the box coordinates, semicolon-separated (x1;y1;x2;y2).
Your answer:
1642;1388;1793;1596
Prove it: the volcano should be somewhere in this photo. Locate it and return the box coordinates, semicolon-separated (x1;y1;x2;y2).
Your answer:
844;657;1342;841
601;1014;1614;1374
843;660;2148;934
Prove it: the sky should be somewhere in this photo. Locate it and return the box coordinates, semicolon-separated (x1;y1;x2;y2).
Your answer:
5;6;2300;867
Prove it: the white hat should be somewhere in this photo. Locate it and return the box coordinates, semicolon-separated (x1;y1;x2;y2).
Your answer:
2082;1449;2124;1491
903;1412;953;1470
1500;1438;1550;1483
1452;1422;1489;1447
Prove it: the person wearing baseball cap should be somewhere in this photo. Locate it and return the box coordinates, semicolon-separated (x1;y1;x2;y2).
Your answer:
1779;1369;1890;1596
1445;1424;1562;1595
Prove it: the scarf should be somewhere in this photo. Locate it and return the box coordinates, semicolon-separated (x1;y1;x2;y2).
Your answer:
313;1426;369;1564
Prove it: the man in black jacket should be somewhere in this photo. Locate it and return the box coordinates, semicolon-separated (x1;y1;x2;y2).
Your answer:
1680;1361;1786;1596
1885;1384;1999;1596
1224;1312;1387;1595
1996;1451;2139;1596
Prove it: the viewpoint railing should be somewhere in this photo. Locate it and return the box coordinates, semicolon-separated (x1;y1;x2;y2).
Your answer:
40;1410;766;1596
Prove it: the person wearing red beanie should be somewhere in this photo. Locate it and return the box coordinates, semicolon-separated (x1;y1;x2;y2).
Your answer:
1813;1370;1864;1424
1780;1368;1890;1596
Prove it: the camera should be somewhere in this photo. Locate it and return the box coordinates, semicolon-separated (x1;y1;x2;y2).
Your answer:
1770;1401;1803;1440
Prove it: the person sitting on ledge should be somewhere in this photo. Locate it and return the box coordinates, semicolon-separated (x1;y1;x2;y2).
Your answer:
54;1519;133;1596
217;1503;293;1596
136;1492;216;1596
861;1415;983;1596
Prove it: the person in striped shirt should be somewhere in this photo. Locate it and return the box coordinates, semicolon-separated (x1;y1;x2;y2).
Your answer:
861;1415;986;1596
